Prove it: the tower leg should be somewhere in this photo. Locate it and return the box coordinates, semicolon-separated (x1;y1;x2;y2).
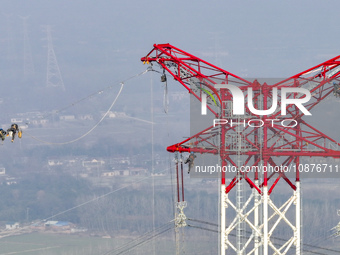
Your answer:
254;180;260;255
220;184;226;255
263;186;269;255
296;181;301;255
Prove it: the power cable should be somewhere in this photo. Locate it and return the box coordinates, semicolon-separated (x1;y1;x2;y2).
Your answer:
188;218;218;227
100;221;174;255
187;218;340;254
0;167;170;239
187;224;328;255
22;69;149;145
25;82;124;145
38;69;150;122
45;167;169;221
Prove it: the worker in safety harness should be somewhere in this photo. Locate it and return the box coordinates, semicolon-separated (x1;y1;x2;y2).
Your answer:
185;152;196;174
7;124;20;143
0;129;6;141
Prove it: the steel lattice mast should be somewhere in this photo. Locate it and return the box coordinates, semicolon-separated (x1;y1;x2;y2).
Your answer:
44;25;65;91
141;44;340;255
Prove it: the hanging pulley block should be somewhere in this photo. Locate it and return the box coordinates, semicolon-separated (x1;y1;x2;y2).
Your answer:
161;74;167;82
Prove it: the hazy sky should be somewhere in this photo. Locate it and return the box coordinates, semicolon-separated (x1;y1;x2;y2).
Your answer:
1;0;339;239
2;0;340;81
1;0;339;137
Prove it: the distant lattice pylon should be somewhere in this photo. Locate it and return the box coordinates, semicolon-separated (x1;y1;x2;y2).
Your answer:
43;25;65;90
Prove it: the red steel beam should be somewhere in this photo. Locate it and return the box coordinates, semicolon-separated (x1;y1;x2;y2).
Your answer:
142;44;340;195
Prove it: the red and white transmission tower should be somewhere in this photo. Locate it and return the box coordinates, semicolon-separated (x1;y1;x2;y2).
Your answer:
142;44;340;255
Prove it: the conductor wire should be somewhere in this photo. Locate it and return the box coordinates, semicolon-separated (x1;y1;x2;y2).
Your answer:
24;69;149;145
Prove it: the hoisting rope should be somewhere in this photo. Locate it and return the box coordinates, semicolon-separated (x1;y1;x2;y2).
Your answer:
146;66;169;114
162;70;169;114
175;153;180;203
24;69;149;145
180;153;184;202
174;152;186;203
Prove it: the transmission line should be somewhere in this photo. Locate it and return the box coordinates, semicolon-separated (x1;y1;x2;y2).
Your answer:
100;221;174;255
23;69;149;145
187;218;340;255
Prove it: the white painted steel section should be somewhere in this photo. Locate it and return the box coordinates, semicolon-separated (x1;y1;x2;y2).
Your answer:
254;180;260;255
220;181;300;254
263;186;268;255
296;181;301;255
220;184;226;255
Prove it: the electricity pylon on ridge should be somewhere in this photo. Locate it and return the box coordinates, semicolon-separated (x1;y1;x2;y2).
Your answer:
141;43;340;255
43;25;65;91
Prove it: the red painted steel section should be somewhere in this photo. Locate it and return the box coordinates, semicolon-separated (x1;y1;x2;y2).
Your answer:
142;43;340;196
181;160;184;202
176;160;180;202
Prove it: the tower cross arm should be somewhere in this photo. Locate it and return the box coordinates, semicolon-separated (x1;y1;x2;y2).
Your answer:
141;43;252;117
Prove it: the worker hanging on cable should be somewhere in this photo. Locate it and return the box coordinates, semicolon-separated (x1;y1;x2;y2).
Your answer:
0;129;6;141
7;124;21;143
185;152;196;174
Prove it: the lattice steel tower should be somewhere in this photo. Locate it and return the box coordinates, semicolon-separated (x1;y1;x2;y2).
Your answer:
141;44;340;255
44;25;65;90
